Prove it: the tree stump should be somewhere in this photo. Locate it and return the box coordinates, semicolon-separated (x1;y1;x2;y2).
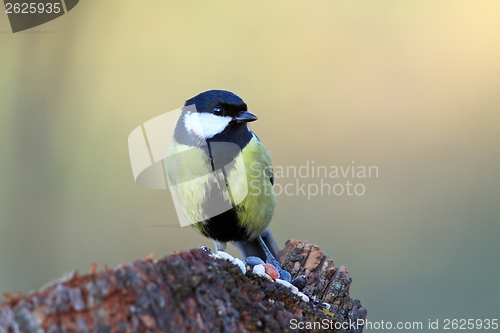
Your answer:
0;240;366;333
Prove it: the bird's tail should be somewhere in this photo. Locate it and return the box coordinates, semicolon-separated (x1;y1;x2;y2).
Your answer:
233;228;280;260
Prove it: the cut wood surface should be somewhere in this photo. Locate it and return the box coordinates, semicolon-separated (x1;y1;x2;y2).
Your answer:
0;240;366;333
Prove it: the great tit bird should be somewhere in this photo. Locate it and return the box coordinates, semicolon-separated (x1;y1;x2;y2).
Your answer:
164;90;279;260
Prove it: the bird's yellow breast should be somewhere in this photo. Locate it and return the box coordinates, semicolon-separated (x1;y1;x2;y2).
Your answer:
164;135;275;241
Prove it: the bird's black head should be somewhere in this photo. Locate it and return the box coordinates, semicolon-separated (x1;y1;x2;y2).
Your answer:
185;90;256;122
185;90;244;112
176;90;258;145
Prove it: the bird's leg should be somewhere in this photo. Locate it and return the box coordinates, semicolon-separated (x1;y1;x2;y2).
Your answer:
257;235;307;289
257;235;281;268
234;228;279;260
256;235;291;282
214;240;227;253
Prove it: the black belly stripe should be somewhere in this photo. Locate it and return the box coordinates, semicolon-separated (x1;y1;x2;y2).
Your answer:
200;125;255;242
196;207;250;242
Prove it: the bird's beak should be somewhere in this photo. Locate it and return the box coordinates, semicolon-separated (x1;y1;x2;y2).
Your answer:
235;111;258;123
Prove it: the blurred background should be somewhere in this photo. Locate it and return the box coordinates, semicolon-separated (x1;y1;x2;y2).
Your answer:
1;1;499;330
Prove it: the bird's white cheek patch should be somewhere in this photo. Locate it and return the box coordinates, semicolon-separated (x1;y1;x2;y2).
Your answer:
184;113;232;139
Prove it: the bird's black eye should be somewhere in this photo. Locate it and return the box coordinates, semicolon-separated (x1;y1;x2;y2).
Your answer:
213;107;223;115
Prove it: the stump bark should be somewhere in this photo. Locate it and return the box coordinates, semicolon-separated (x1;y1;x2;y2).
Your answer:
0;240;366;333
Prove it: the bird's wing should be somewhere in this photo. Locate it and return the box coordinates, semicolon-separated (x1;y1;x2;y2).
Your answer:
250;133;274;185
